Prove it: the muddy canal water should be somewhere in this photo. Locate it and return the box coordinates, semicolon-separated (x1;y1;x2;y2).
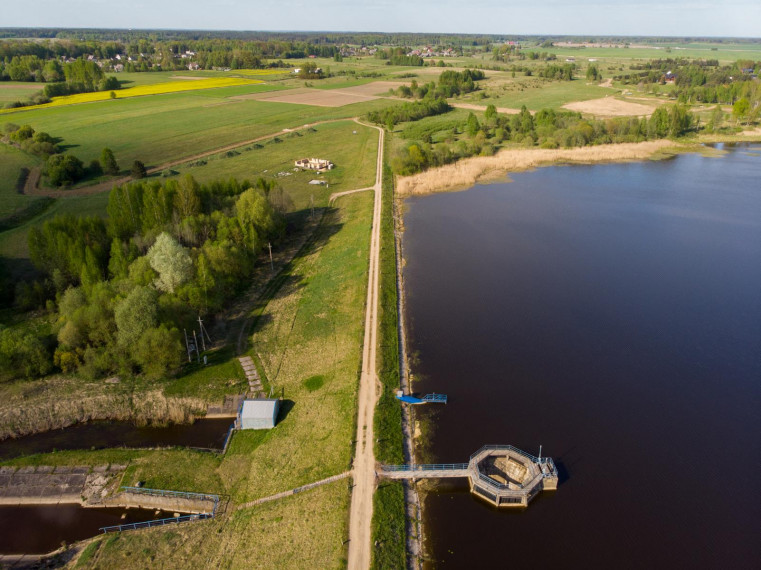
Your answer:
0;505;176;554
0;417;233;461
0;417;231;553
402;145;761;568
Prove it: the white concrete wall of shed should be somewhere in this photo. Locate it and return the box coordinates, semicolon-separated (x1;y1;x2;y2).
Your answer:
240;400;280;430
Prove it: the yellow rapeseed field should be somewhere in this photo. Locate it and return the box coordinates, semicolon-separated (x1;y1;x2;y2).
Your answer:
0;77;263;114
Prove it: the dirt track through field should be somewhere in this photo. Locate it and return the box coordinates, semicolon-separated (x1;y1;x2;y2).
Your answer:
346;119;384;570
22;118;352;197
23;167;41;194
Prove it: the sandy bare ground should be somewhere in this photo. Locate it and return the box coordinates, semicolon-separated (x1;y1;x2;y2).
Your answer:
346;121;384;570
452;102;521;115
397;140;675;196
563;97;658;117
599;78;614;88
338;81;407;96
235;87;377;107
236;82;406;107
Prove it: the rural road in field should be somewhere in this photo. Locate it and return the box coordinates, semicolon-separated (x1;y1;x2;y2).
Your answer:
347;119;384;570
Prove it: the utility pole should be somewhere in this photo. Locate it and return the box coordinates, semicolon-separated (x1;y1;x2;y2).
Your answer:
193;330;200;364
197;315;207;352
268;242;274;272
183;329;191;362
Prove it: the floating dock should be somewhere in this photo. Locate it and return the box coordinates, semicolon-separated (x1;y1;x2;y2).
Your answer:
379;444;558;508
395;390;447;405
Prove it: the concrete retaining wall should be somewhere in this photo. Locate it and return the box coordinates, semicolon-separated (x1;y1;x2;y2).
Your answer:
100;492;215;514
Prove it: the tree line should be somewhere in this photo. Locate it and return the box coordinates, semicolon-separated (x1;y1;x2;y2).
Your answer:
1;176;283;382
390;103;696;176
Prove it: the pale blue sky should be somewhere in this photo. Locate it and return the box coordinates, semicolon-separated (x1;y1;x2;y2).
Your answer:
4;0;760;37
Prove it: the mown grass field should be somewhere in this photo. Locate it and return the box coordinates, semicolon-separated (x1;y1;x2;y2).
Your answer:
0;86;388;175
464;77;617;111
0;144;41;218
0;82;42;104
0;192;109;273
173;120;378;209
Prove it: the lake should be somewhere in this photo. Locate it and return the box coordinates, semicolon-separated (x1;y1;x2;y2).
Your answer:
402;144;761;569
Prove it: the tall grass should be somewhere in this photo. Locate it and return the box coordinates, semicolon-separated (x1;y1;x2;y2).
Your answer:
397;139;675;195
0;380;207;440
371;145;407;569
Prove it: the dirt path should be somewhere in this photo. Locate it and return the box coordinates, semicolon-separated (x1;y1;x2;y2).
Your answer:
23;118;353;197
236;471;351;510
346;120;384;570
22;167;41;194
328;186;373;203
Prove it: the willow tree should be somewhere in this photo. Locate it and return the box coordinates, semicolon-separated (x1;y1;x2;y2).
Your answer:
147;232;192;293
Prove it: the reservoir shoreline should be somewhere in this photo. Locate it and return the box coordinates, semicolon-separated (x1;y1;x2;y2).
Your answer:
396;134;761;197
399;143;761;568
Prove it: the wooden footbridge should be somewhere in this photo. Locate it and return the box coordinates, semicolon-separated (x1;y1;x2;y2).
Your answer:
379;445;558;508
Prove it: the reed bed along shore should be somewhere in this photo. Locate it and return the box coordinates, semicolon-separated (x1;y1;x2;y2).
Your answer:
0;382;207;440
396;140;676;196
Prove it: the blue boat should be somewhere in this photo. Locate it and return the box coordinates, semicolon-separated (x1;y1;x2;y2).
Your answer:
395;390;447;405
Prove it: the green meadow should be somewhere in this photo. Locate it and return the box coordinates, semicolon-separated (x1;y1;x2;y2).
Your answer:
0;144;41;218
171;120;379;209
0;83;387;172
0;82;42;104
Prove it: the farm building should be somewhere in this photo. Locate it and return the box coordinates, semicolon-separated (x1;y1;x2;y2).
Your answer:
295;158;334;171
239;399;280;430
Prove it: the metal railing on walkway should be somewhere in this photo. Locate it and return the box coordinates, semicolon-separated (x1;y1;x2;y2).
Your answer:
470;445;555;469
381;463;468;472
100;513;213;534
421;393;447;403
99;487;221;534
121;486;220;504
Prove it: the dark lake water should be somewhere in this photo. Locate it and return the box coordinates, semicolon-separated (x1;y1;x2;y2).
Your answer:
0;504;176;554
0;417;233;461
402;144;761;569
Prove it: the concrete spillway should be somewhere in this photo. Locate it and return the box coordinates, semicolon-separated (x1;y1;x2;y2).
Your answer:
379;445;558;508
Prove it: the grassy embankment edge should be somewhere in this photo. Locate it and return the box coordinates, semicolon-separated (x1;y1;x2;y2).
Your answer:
370;135;407;570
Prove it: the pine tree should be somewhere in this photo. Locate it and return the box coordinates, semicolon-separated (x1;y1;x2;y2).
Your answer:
131;160;147;179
